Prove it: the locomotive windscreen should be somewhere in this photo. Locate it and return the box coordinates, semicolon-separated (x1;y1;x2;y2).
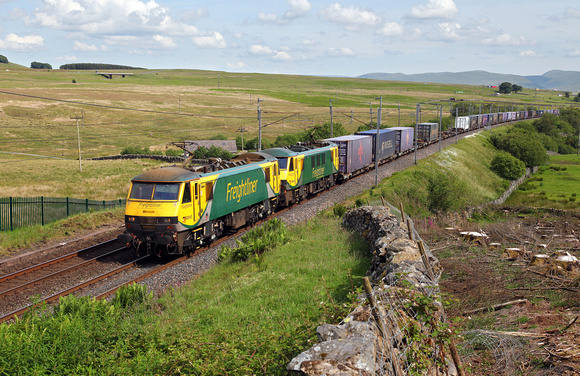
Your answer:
130;182;181;201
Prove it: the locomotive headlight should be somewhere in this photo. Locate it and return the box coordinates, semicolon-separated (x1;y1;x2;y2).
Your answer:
157;217;178;224
127;216;137;222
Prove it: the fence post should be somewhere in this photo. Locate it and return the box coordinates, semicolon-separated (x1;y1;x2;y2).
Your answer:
9;197;13;231
103;200;106;209
41;196;45;226
66;197;70;217
86;198;89;212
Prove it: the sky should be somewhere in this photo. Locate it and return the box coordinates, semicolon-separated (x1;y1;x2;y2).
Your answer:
0;0;579;77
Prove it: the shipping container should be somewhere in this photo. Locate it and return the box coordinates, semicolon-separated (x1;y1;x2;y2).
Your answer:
416;122;439;143
389;127;414;154
481;114;489;126
324;135;372;176
469;115;479;129
355;129;397;162
455;116;470;130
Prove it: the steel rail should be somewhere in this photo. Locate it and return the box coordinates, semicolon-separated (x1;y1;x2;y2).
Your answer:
0;239;118;283
0;255;150;324
0;247;127;299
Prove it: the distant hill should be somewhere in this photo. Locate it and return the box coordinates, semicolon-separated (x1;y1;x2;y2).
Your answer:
358;70;580;91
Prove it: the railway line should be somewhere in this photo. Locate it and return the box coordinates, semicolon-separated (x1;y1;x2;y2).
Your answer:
0;117;532;323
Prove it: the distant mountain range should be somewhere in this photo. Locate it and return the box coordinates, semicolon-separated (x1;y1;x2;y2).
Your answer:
358;70;580;91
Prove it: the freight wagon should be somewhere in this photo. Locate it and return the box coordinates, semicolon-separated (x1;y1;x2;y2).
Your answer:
416;122;439;143
455;116;470;130
355;129;397;163
389;127;414;154
325;135;373;180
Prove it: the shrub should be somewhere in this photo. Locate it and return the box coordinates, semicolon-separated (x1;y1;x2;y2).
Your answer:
426;170;467;214
490;152;526;180
355;198;366;207
192;145;233;160
332;204;348;217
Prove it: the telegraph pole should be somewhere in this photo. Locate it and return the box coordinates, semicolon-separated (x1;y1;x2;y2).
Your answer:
414;103;419;165
438;105;442;152
375;96;382;186
238;127;247;153
71;114;83;173
257;98;264;151
329;99;334;137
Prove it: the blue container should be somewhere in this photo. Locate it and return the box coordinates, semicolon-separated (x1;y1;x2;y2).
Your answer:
325;135;372;175
355;129;397;162
388;127;414;154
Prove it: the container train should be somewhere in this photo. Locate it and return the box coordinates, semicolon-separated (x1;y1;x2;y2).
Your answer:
118;107;559;256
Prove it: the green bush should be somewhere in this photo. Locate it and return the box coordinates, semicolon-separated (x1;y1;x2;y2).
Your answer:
332;204;348;217
490;152;526;180
221;218;288;263
192;145;233;160
490;127;548;167
426;170;468;213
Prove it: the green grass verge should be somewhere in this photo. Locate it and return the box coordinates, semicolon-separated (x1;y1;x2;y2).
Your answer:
0;213;369;375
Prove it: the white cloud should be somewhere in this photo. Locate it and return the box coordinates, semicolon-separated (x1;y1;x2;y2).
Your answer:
0;33;44;51
518;50;537;57
565;48;580;57
319;3;381;31
153;35;177;49
73;40;98;52
250;44;274;55
284;0;312;20
481;33;527;46
408;0;458;20
377;22;403;37
273;51;291;60
258;13;280;23
327;47;355;56
192;32;226;49
301;38;319;46
25;0;199;37
432;22;461;40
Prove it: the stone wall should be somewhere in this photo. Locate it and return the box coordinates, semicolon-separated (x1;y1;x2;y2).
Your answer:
490;166;538;205
287;206;459;376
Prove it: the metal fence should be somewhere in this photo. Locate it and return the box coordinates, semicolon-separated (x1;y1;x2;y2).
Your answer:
0;197;126;231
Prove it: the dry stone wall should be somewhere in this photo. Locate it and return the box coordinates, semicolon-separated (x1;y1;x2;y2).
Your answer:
288;206;461;376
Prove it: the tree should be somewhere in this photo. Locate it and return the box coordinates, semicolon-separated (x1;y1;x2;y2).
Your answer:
490;152;525;180
0;55;8;64
512;84;523;93
30;61;52;69
499;82;513;94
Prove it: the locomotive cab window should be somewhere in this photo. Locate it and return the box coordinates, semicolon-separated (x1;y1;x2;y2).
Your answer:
129;182;180;201
278;158;288;170
182;182;192;204
152;183;180;201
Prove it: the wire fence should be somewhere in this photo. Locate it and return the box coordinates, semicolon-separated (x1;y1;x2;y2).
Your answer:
0;197;126;231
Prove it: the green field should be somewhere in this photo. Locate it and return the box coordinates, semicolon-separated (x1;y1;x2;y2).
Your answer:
505;154;580;210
